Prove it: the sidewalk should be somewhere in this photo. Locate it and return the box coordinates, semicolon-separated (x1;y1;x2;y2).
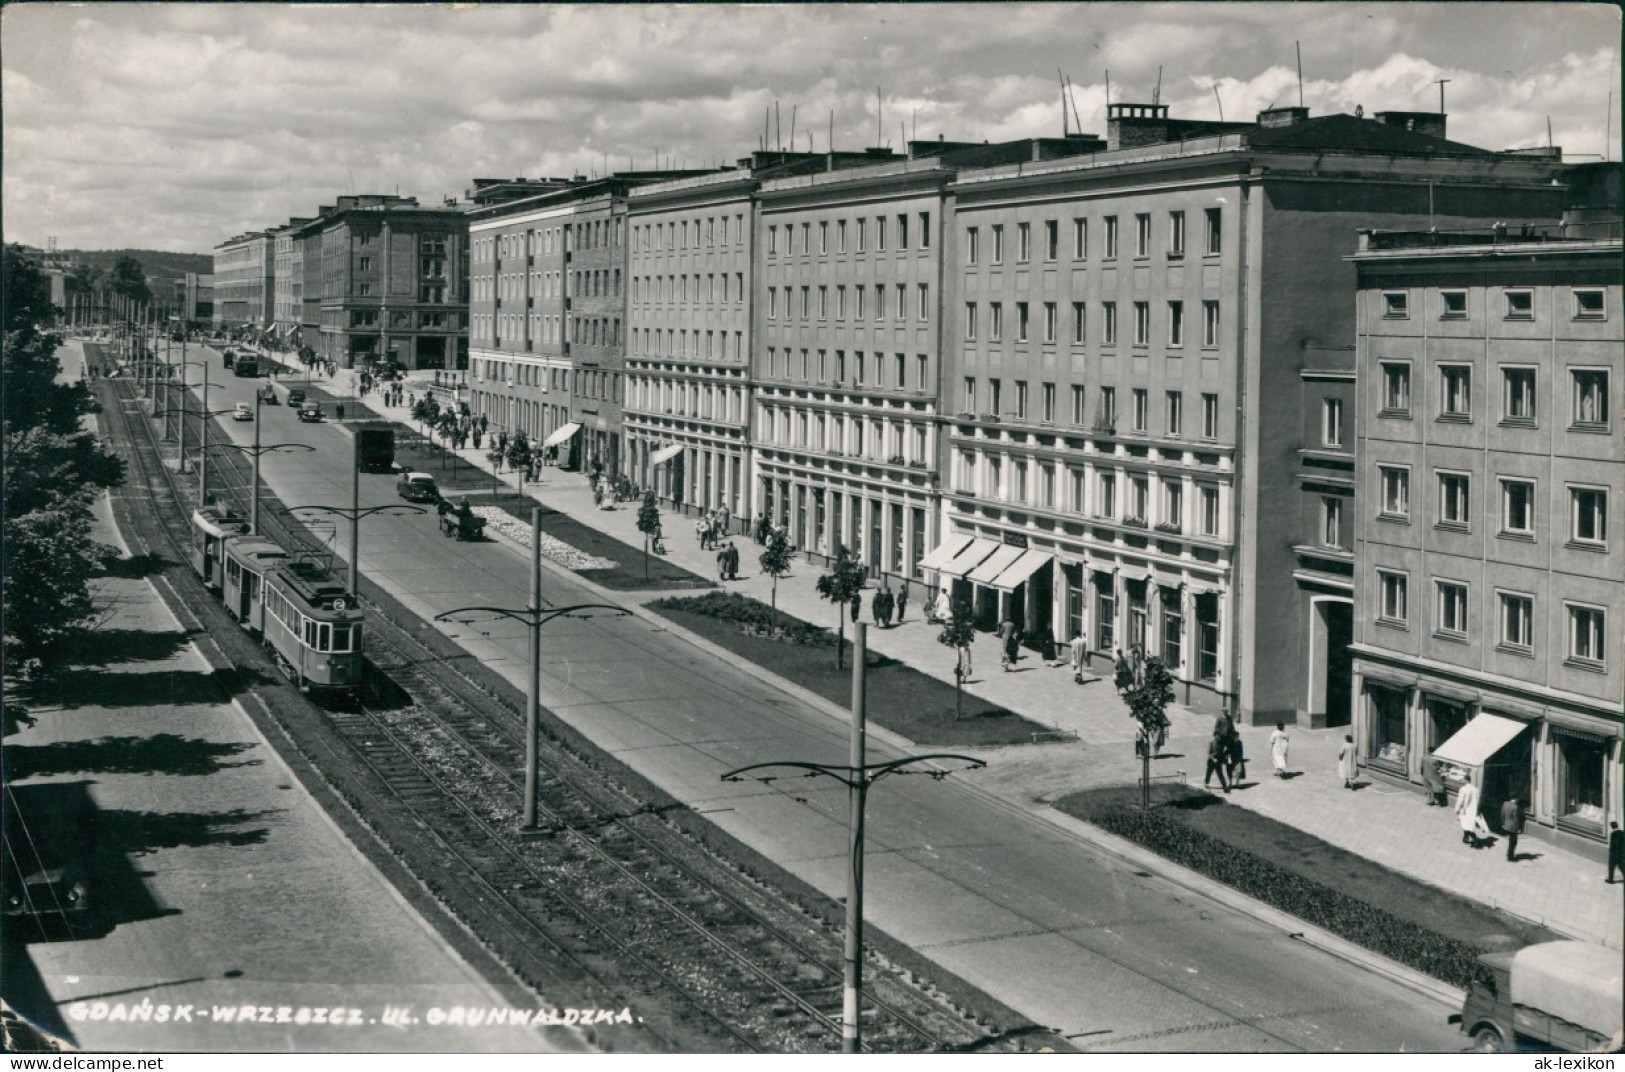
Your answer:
355;381;1623;952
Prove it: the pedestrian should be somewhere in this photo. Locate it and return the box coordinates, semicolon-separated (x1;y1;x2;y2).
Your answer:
1129;643;1145;686
1337;733;1357;789
878;585;894;628
1070;632;1088;684
726;542;739;580
1204;733;1231;793
1455;779;1483;846
1113;649;1133;691
335;403;345;421
896;579;909;623
1422;758;1447;806
695;516;708;547
956;642;973;683
1606;822;1624;883
716;545;728;582
1269;722;1290;778
593;482;604;507
999;617;1020;671
1501;797;1525;862
1224;729;1247;784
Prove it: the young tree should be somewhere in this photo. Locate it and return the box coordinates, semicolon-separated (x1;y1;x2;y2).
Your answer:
635;490;661;582
814;543;867;670
936;597;977;720
758;528;794;630
1123;657;1176;809
505;431;533;475
107;256;151;306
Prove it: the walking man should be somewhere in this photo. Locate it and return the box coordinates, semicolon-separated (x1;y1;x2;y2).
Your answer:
716;544;728;582
1501;796;1525;862
998;617;1020;672
1204;733;1231;793
1607;822;1624;883
896;579;909;623
1070;632;1088;684
725;542;739;580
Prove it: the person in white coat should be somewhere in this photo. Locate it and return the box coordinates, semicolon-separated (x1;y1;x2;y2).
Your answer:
1269;722;1291;777
1455;779;1483;846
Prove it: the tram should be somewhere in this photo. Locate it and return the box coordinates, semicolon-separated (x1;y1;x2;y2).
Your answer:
221;535;288;627
189;506;251;590
260;558;365;692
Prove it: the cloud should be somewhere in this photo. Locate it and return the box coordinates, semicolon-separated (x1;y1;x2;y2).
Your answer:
1;3;1616;252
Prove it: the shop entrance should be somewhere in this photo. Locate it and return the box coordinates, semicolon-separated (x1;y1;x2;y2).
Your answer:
1480;725;1534;831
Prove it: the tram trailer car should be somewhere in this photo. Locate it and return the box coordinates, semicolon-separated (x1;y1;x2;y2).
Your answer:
261;560;364;692
190;507;251;590
222;535;289;628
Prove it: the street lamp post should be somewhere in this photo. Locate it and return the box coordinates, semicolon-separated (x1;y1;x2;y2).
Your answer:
213;391;315;534
286;437;426;597
720;622;984;1054
437;506;630;828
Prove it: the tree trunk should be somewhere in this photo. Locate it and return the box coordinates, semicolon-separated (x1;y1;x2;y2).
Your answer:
643;535;650;582
771;578;778;631
836;614;845;670
954;662;963;721
1141;744;1151;810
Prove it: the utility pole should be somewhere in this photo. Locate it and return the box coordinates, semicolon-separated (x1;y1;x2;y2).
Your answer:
721;622;984;1052
1434;77;1451;117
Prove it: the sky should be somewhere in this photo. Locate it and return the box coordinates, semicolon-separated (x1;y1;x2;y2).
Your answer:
2;2;1618;254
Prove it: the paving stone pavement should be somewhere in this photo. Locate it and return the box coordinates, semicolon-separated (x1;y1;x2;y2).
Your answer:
362;379;1623;952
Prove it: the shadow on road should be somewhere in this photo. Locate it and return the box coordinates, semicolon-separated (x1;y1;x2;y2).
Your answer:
49;627;194;668
4;734;262;781
95;552;175;580
17;666;277;710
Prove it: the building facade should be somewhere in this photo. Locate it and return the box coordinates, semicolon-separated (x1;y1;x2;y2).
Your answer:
271;219;311;341
212;231;273;329
1351;229;1623;852
568;193;630;474
940;104;1568;717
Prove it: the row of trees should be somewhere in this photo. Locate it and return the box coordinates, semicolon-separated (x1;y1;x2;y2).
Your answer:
64;255;153;312
3;244;127;676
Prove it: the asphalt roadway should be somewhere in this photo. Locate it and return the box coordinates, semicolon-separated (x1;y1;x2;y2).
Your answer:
190;363;1468;1053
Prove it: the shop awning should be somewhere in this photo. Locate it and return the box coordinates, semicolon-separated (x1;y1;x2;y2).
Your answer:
989;548;1052;592
1431;713;1528;771
918;533;974;572
544;421;582;447
649;442;684;466
938;537;1000;579
966;543;1026;585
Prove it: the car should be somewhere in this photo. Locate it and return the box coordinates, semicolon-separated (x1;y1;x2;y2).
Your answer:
286;388;307;406
3;787;95;940
297;404;324;423
396;471;440;503
232;402;253;421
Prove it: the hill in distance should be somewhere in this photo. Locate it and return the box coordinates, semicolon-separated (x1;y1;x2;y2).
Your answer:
53;248;213;280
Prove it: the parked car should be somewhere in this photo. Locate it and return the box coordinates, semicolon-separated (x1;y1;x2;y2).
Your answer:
232;402;253;421
3;786;94;940
297;404;324;423
396;471;439;503
286;388;307;407
1452;940;1624;1052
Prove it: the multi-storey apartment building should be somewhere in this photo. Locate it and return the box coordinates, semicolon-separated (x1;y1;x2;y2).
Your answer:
212;231;273;329
1350;225;1622;852
291;195;469;370
940;104;1568;718
271;218;312;343
568;192;630;474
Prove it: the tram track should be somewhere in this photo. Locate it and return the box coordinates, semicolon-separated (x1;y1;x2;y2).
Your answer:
95;373;1046;1054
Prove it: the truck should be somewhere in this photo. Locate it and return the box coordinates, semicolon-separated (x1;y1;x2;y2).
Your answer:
356;425;395;473
1452;940;1623;1053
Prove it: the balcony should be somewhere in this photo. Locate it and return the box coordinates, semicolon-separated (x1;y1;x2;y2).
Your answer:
1121;515;1148;529
1154;521;1182;535
1092;418;1117;435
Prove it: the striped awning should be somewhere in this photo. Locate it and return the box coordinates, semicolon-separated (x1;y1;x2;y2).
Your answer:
989;548;1052;592
967;544;1026;585
1431;713;1528;771
918;532;974;572
649;442;684;466
544;421;582;447
938;538;1000;579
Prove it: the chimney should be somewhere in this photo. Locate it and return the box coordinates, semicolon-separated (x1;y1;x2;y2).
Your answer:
1374;110;1447;139
1106;102;1170;151
1256;106;1309;128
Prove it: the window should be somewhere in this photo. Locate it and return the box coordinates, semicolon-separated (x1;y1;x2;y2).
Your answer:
1571;369;1610;428
1073;218;1087;259
837;219;847;252
855;286;865;320
1129;475;1149;522
1166;391;1183;436
966;227;979;265
1573;288;1605;319
1016;381;1029;419
918;284;929;322
1567;604;1607;667
1043;302;1057;343
1322;398;1344;447
1098;386;1117;428
1134;213;1151;257
1435;580;1469;639
1169;211;1185;257
991;224;1004;263
897;214;908;250
1204;208;1222;255
1104;216;1118;259
1440;366;1472;419
1502;368;1536;422
767;287;778;319
1378;570;1408;625
1168;301;1184;346
919;212;930;248
1131;388;1148;432
1017;221;1031;262
1504;289;1534;320
989;379;1002;416
1132;302;1150;345
1044;219;1059;260
1162;480;1184;531
801;286;810;318
1072;385;1086;425
876;216;887;251
965;303;978;340
1072;301;1085;344
963;377;976;413
1380;466;1410;519
1500;479;1535;537
990;302;1004;341
1438;472;1471;529
1321;496;1343;548
1202;300;1220;346
1042;382;1055;422
836;285;846;320
1200;485;1219;536
1381;362;1412;415
1017;302;1030;342
1202;393;1219;439
1097;472;1117;517
1570;486;1607;546
819;221;828;254
1498;592;1534;652
856;217;866;252
1440;290;1467;318
875;284;885;320
358;256;372;272
1382;291;1409;318
1102;302;1118;346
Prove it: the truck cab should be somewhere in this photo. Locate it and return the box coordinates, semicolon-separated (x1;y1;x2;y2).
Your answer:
1453;941;1623;1053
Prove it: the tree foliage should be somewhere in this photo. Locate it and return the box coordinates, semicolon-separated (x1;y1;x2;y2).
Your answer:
635;491;661;582
936;597;978;719
758;528;794;627
3;244;126;672
107;256;151;305
814;543;867;669
1123;656;1175;743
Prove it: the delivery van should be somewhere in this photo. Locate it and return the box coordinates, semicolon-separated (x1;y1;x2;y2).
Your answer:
1452;940;1623;1053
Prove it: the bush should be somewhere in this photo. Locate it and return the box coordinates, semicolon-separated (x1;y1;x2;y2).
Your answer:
1091;805;1482;988
653;592;834;648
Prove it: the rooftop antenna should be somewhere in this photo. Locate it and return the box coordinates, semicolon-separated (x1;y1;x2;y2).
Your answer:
764;105;771;153
1434;77;1451;116
1066;74;1084;133
789;104;797;153
877;86;883;147
912;107;917;143
1295;41;1304;108
776;100;782;151
1547;115;1554;150
829;109;834;154
1153;65;1163;106
1104;69;1111;112
1060;69;1069;135
1607;84;1614;160
1213;83;1224;121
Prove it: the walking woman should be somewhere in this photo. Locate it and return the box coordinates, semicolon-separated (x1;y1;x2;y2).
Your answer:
1455;779;1484;846
1269;722;1291;778
1337;733;1357;789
